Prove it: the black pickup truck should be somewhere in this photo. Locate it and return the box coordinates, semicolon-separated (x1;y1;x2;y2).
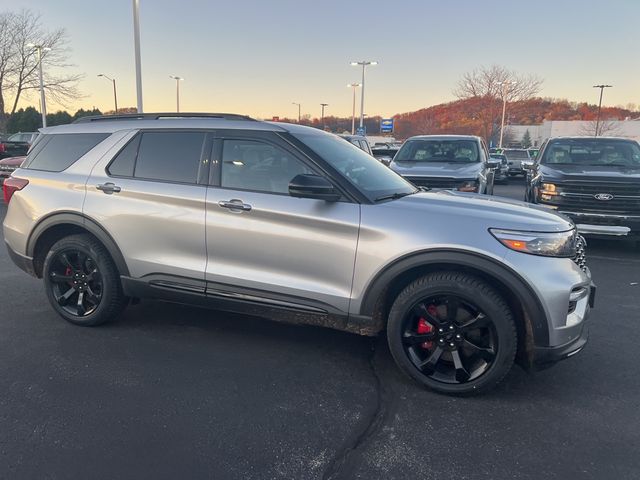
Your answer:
0;132;38;159
524;136;640;238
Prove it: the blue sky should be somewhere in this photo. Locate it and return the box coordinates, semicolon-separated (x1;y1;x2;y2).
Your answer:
5;0;640;118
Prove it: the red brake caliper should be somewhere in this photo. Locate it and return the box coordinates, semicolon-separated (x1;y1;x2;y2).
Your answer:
65;267;72;286
417;305;438;349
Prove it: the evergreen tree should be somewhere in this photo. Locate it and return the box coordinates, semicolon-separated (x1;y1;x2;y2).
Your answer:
522;129;532;148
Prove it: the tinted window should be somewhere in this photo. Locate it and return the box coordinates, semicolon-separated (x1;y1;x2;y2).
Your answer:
134;132;205;183
540;139;640;167
292;131;415;201
23;133;109;172
221;139;313;194
396;139;480;163
107;135;140;177
503;149;530;161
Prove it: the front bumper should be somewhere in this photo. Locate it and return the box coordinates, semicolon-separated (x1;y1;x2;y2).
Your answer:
532;322;589;369
5;241;36;277
558;210;640;237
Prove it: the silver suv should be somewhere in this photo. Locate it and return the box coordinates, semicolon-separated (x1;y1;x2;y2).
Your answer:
2;114;594;395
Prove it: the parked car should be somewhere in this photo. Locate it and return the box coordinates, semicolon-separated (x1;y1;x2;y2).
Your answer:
503;148;531;177
489;153;509;183
3;113;594;395
524;136;640;238
338;134;373;155
371;143;401;166
0;156;26;185
389;135;498;194
0;132;38;159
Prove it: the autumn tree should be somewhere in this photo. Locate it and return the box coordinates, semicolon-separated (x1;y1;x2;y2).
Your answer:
579;119;623;137
453;65;543;143
0;10;82;130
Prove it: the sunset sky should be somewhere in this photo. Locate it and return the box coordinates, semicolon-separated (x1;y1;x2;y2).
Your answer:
5;0;640;119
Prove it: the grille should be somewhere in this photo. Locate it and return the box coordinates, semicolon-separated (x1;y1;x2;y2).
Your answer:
403;176;461;189
556;182;640;214
573;235;587;272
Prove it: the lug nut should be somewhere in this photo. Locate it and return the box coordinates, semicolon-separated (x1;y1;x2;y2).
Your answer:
449;325;454;330
449;342;455;347
455;334;461;339
438;328;443;333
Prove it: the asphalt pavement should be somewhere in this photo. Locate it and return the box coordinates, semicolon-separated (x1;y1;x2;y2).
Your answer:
1;180;639;479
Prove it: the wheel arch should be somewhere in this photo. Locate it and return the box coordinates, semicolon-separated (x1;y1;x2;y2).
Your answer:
26;211;130;278
359;249;550;368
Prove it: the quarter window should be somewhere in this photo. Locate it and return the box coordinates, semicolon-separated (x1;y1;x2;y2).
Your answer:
22;133;109;172
221;139;313;194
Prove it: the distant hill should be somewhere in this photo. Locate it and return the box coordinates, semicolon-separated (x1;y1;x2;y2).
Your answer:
393;98;636;141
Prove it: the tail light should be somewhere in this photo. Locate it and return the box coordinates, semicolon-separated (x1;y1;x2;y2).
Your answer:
2;177;29;204
0;143;5;153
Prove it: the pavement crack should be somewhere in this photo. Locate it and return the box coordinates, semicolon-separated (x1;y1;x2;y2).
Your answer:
322;338;388;480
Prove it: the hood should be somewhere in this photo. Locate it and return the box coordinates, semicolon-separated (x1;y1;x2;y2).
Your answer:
540;163;640;182
390;161;482;179
389;190;574;232
0;156;26;167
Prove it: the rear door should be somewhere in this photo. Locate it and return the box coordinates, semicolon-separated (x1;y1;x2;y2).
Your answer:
84;129;211;284
204;130;360;314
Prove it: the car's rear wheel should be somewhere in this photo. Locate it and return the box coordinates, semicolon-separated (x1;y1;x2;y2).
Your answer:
387;272;517;395
43;234;127;326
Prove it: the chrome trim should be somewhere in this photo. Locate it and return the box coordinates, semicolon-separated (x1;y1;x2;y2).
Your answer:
576;224;631;236
206;288;328;313
569;287;588;302
561;210;640;219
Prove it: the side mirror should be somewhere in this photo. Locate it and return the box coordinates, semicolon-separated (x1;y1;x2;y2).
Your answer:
289;174;341;201
487;159;501;169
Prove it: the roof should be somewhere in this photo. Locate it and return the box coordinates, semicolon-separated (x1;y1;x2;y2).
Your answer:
38;113;325;136
405;134;482;141
547;136;637;141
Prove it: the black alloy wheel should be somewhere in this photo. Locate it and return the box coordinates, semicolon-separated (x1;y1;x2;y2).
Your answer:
48;249;103;317
387;272;517;395
43;234;127;326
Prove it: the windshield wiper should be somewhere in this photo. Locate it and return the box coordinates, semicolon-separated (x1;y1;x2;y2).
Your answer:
374;191;414;202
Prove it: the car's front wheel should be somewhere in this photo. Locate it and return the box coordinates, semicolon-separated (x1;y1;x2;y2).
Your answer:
387;272;517;395
43;234;127;326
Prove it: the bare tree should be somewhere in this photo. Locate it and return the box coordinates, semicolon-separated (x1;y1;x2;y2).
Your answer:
0;10;82;129
453;65;543;142
579;119;624;137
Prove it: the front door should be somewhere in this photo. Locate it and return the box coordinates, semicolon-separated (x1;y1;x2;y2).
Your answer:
205;131;360;314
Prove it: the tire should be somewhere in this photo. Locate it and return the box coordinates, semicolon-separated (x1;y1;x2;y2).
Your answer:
43;234;127;326
387;272;517;395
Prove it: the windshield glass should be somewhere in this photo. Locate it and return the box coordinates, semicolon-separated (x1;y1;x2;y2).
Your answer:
292;131;416;201
504;149;530;161
395;139;480;163
540;139;640;167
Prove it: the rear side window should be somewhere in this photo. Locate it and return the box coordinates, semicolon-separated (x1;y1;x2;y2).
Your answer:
23;133;109;172
108;131;206;184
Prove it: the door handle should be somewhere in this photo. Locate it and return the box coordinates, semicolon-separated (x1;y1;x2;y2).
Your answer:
218;199;252;211
96;182;122;194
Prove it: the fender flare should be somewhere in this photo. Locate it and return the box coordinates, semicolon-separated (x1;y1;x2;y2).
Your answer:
26;211;130;277
359;249;550;346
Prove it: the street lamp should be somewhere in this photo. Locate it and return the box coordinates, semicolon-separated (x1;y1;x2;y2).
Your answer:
320;103;328;128
97;74;118;113
350;61;377;132
347;83;361;135
497;81;512;149
292;102;301;123
27;44;51;127
593;84;612;137
169;75;183;113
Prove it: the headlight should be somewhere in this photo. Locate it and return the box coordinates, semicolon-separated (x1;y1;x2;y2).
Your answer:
457;180;478;192
540;183;558;195
490;228;577;257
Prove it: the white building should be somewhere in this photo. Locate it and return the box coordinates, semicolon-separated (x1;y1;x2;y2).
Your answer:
505;119;640;146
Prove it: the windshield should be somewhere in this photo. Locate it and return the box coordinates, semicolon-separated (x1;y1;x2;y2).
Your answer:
395;139;480;163
540;139;640;167
8;133;32;142
292;131;416;201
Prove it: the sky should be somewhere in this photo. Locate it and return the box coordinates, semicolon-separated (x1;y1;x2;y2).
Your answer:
3;0;640;119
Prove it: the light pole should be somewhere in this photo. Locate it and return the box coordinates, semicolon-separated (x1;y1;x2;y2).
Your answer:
132;0;143;113
292;102;301;123
320;103;328;128
169;76;183;112
27;44;51;127
98;74;118;113
347;83;361;135
593;84;612;137
497;81;511;149
350;61;377;132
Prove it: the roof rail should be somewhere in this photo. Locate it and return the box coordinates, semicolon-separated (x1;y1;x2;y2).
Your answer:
73;113;255;124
